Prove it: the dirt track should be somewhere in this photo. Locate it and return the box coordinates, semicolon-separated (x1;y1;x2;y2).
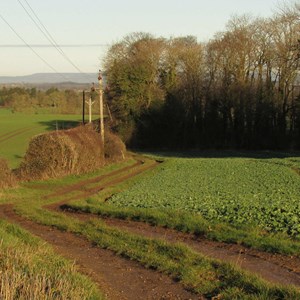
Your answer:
0;204;199;300
1;158;300;299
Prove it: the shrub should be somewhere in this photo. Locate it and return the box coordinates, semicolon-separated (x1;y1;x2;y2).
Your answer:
0;158;16;188
15;126;97;180
16;125;126;181
104;130;126;162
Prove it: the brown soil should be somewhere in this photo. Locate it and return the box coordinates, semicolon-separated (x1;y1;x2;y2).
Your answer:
64;210;300;287
45;160;159;206
46;159;300;287
292;167;300;176
0;204;199;300
44;160;143;199
2;158;300;299
107;220;300;278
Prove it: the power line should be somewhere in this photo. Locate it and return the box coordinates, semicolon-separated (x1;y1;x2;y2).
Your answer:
0;44;108;48
0;13;69;81
18;0;95;82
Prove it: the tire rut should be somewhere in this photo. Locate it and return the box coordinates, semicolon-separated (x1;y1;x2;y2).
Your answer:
59;207;300;288
42;157;300;289
4;156;300;298
0;204;199;300
0;160;201;299
45;158;300;289
0;126;38;144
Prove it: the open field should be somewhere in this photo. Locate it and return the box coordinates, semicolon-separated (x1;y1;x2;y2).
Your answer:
0;108;90;168
1;154;300;299
107;153;300;237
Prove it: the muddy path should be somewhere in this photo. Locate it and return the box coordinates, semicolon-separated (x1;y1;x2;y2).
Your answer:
59;206;300;288
45;156;300;289
43;160;143;199
0;204;199;300
44;158;300;288
43;160;160;205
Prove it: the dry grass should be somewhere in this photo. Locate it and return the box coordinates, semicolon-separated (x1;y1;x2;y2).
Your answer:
104;130;126;162
15;125;126;181
0;158;17;189
0;247;90;299
0;221;102;300
16;125;103;180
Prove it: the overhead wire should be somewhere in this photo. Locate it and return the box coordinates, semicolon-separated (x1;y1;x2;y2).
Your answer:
18;0;95;82
0;13;69;81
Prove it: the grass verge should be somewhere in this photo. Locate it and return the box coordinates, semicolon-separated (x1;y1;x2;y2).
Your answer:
0;218;103;300
67;194;300;257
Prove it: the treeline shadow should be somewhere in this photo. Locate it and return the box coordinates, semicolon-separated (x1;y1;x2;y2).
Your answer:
140;150;300;160
38;120;82;132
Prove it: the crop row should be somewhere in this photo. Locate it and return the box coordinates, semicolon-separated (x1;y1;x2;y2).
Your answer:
109;155;300;236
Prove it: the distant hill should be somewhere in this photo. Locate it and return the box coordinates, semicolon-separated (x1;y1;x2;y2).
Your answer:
0;73;97;84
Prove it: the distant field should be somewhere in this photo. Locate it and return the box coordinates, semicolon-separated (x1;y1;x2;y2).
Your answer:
0;108;85;168
109;153;300;237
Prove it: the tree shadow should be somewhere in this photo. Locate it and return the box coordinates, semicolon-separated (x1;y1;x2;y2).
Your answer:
38;120;82;131
143;150;300;159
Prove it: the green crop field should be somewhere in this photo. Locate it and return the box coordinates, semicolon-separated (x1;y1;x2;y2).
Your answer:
109;153;300;237
3;156;300;299
0;108;87;168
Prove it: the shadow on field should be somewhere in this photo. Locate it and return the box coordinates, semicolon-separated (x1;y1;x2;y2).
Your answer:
38;120;81;131
145;150;300;159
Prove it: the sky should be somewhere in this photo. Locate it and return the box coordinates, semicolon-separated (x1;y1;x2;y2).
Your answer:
0;0;288;76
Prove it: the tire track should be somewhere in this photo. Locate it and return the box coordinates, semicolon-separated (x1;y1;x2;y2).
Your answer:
44;160;144;199
0;160;200;299
0;204;198;300
0;127;32;139
45;160;160;208
42;158;300;288
0;126;39;144
6;156;300;297
61;208;300;288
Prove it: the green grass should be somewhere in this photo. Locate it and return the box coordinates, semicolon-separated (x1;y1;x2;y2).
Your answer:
0;108;96;168
2;157;300;299
0;218;103;300
67;200;300;256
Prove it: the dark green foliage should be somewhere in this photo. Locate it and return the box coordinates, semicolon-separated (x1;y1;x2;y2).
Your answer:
104;7;300;150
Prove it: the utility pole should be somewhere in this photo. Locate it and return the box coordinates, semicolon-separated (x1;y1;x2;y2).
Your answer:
98;70;105;146
85;87;95;124
82;90;85;125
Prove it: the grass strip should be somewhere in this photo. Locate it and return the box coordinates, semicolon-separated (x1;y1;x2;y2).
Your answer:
0;218;103;300
68;199;300;256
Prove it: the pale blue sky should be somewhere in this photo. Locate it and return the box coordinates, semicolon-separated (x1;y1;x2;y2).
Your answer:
0;0;286;76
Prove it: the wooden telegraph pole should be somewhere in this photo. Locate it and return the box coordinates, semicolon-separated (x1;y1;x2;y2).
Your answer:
85;85;95;124
82;90;85;125
98;70;105;146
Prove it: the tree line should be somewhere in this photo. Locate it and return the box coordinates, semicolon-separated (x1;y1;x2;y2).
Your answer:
104;3;300;150
0;87;82;114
